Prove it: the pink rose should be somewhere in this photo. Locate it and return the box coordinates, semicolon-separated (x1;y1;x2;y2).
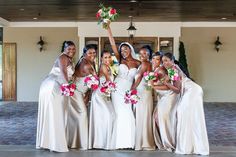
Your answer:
70;83;76;90
154;72;159;77
131;89;137;95
96;12;101;18
131;100;137;104
84;77;91;83
109;82;116;88
100;87;107;93
143;72;148;77
69;91;74;96
109;8;116;15
91;84;99;90
173;76;180;81
60;86;65;91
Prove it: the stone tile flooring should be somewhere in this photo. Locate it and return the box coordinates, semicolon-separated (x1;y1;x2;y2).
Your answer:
0;102;236;146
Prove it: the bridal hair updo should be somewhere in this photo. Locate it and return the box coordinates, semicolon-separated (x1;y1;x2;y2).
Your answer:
140;45;153;60
82;44;97;56
152;51;163;59
101;50;112;58
61;41;75;53
163;52;175;61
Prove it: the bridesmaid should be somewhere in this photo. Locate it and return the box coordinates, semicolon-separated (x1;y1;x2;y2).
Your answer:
150;52;179;152
130;45;155;150
107;25;140;149
162;53;209;155
89;50;116;150
67;44;97;150
36;41;76;152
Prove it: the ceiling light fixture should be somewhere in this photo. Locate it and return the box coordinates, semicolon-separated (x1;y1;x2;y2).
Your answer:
127;16;137;38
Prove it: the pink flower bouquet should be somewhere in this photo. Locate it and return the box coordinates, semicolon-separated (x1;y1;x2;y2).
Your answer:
124;89;140;105
60;82;77;96
84;74;99;90
100;81;117;97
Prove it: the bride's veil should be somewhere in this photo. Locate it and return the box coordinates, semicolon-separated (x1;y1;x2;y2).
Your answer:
118;42;137;60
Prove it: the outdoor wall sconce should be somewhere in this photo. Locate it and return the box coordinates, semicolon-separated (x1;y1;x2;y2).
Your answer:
37;36;45;52
214;36;222;52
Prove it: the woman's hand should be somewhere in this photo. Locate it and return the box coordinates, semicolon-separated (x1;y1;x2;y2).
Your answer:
148;80;154;87
163;75;171;85
83;91;91;106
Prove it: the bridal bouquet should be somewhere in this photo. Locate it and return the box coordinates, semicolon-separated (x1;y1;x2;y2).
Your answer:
167;66;180;81
100;81;117;97
96;4;118;29
124;89;140;105
60;81;77;96
84;74;99;90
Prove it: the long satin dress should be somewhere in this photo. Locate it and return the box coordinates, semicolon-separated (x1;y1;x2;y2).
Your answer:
175;66;209;155
134;70;156;150
111;64;137;149
153;88;178;152
89;73;116;150
67;76;89;150
36;61;74;152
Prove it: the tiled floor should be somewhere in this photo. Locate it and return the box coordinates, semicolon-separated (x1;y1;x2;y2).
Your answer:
0;145;236;157
0;102;236;156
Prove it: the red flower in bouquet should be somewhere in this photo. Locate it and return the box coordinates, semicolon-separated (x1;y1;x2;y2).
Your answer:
109;8;116;15
131;89;137;95
96;9;102;18
100;86;107;93
96;4;119;29
91;84;99;90
124;89;140;105
84;74;99;90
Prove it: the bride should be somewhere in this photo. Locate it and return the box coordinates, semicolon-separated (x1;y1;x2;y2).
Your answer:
107;25;140;149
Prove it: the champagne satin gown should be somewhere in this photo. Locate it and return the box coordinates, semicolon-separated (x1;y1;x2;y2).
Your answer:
89;73;116;150
175;66;209;155
111;64;137;149
36;61;74;152
153;88;178;152
67;76;89;150
134;71;156;150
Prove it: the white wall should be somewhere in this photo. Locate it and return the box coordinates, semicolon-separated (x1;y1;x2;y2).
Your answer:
181;27;236;102
3;27;79;101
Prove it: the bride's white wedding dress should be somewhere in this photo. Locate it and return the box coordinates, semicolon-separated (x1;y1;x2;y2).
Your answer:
111;64;137;149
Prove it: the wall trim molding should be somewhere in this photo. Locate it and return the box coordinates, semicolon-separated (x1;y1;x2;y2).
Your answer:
182;22;236;27
8;22;79;27
4;21;236;28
